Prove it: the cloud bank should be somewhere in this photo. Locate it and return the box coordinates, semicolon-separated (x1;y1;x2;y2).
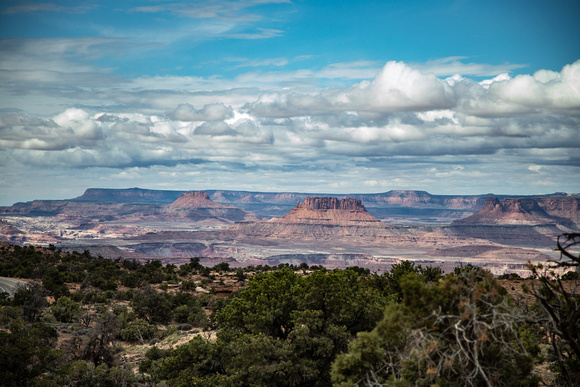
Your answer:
1;60;579;203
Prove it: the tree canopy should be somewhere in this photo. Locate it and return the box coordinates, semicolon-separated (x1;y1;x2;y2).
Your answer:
332;269;539;386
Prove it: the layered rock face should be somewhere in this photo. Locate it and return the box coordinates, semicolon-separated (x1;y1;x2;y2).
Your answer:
453;197;578;228
170;191;224;209
536;196;580;224
213;196;395;242
276;197;384;226
295;197;364;210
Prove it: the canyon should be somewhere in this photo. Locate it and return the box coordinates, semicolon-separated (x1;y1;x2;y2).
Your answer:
1;188;578;275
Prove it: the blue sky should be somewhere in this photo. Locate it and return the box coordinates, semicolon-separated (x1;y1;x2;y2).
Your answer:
0;0;579;205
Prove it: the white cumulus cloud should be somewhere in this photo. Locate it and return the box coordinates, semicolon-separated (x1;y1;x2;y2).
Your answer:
168;103;234;122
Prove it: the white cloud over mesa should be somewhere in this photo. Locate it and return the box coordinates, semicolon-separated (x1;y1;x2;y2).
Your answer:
1;59;579;203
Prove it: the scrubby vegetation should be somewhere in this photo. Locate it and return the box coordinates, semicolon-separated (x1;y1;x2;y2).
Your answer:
0;235;579;386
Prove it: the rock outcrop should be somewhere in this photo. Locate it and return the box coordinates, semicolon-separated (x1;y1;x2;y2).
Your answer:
535;196;580;224
170;191;224;209
276;197;384;226
296;197;364;210
453;197;578;228
211;196;395;242
165;191;261;223
0;219;24;242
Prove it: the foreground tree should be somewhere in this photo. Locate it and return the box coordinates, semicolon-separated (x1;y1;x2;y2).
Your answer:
81;311;119;367
11;282;48;323
527;232;580;386
331;269;539;386
0;320;62;384
131;285;172;325
148;268;391;386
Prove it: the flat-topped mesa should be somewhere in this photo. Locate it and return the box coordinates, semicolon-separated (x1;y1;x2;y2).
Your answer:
170;191;225;209
275;197;384;226
296;197;366;211
75;187;182;204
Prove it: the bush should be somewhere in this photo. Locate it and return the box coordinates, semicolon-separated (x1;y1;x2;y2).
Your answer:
177;324;193;331
119;319;158;343
235;268;247;282
131;286;172;325
139;346;170;374
57;360;137;386
121;273;142;288
172;305;191;323
51;296;81;323
188;308;209;328
561;270;579;280
180;280;197;291
212;262;231;272
498;272;523;280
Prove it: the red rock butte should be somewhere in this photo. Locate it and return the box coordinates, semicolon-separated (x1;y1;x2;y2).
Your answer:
169;191;225;209
274;197;384;226
453;197;577;227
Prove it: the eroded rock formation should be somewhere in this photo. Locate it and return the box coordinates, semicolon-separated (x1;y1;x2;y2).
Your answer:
453;197;578;228
170;191;224;209
536;196;580;224
275;197;384;226
295;197;364;210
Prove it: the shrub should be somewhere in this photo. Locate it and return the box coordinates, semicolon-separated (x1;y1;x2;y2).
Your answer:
119;319;158;343
51;296;81;323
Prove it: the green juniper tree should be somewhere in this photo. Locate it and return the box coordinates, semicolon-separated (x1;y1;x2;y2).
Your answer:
332;269;539;387
147;267;391;386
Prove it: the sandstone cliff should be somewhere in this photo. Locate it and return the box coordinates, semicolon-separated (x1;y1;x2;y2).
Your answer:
453;197;578;228
275;197;384;226
535;196;580;224
170;191;225;209
210;196;400;242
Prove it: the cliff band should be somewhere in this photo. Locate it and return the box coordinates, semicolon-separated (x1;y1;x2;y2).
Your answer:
275;197;385;226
